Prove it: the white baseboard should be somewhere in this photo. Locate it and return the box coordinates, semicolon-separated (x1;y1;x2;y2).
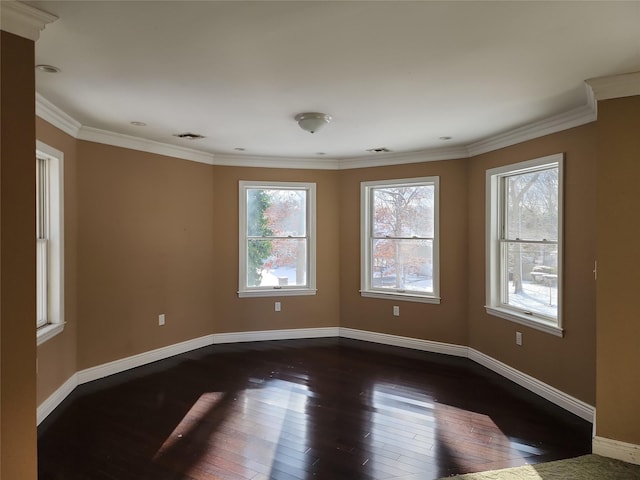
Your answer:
37;326;594;429
593;436;640;465
37;374;78;425
213;327;340;344
76;334;215;385
339;327;468;357
468;348;595;422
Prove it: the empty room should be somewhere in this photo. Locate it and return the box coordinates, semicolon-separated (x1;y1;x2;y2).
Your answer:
1;1;640;479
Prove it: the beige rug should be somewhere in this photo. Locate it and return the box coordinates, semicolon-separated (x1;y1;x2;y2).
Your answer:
442;455;640;479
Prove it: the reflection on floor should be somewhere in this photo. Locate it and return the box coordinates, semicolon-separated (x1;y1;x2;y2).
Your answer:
38;338;591;479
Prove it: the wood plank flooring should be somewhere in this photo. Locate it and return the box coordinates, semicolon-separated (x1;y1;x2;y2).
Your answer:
38;338;592;479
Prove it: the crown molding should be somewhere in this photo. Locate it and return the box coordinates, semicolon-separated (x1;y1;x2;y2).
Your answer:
36;93;82;138
36;79;600;168
213;153;340;170
467;101;596;157
0;1;57;41
586;70;640;101
78;127;216;165
338;146;469;170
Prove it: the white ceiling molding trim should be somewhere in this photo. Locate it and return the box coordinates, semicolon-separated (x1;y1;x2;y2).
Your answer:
36;93;81;138
0;1;57;42
77;127;215;165
36;80;599;169
467;98;597;157
586;71;640;101
213;154;340;170
338;147;469;170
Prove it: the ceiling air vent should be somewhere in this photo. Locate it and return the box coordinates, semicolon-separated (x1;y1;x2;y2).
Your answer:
173;133;206;140
366;147;391;153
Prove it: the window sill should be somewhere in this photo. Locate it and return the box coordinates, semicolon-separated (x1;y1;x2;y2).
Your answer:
37;322;65;346
238;288;317;298
485;306;563;337
360;291;441;304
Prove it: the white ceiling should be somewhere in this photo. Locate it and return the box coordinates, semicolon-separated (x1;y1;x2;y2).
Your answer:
27;1;640;161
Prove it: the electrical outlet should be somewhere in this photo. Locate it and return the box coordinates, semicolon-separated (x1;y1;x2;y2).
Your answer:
393;305;400;316
516;331;523;346
275;302;281;312
159;314;165;326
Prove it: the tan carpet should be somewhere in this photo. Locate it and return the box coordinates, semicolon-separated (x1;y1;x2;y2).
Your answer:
441;455;640;479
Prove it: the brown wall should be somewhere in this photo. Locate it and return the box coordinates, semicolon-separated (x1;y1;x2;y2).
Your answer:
0;31;38;480
34;98;640;461
467;125;598;405
596;96;640;444
75;142;217;369
35;118;79;405
36;121;599;410
339;160;469;345
211;166;341;333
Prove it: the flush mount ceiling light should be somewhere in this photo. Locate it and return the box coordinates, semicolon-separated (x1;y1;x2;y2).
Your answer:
366;147;391;153
294;112;332;134
173;132;205;140
36;64;61;73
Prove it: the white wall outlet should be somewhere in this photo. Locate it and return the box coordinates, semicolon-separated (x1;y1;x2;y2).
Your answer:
159;314;165;326
275;302;281;312
393;305;400;316
516;331;523;346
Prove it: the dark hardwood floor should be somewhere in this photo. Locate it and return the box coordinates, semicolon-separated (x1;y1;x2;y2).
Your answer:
38;338;592;480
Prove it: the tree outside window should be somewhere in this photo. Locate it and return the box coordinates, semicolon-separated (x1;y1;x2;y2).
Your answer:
486;153;563;336
239;181;316;297
361;177;440;303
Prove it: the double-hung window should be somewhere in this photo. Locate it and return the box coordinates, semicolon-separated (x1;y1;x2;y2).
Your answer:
36;156;49;329
361;177;440;303
486;153;563;336
238;181;316;297
36;141;65;345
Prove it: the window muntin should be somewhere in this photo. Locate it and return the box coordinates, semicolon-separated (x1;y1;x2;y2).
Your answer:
486;154;563;336
36;141;65;345
239;181;316;297
361;177;440;303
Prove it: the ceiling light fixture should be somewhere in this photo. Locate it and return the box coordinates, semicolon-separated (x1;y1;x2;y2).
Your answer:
130;121;147;127
366;147;391;153
36;64;61;73
294;112;332;134
173;132;205;140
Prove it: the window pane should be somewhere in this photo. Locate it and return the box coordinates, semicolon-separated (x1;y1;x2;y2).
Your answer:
246;189;274;237
371;239;433;292
37;238;48;328
373;185;434;238
247;238;307;287
247;188;307;238
505;168;558;241
503;241;558;319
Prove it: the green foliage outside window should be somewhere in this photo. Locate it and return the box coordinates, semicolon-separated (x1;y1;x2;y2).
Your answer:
247;189;273;286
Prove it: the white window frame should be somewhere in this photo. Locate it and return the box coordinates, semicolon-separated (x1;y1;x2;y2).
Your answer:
238;180;317;298
360;176;440;304
485;153;564;337
36;140;65;345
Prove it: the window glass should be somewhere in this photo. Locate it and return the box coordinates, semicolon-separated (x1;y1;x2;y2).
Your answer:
486;154;563;336
361;177;439;303
239;182;316;297
36;141;65;345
